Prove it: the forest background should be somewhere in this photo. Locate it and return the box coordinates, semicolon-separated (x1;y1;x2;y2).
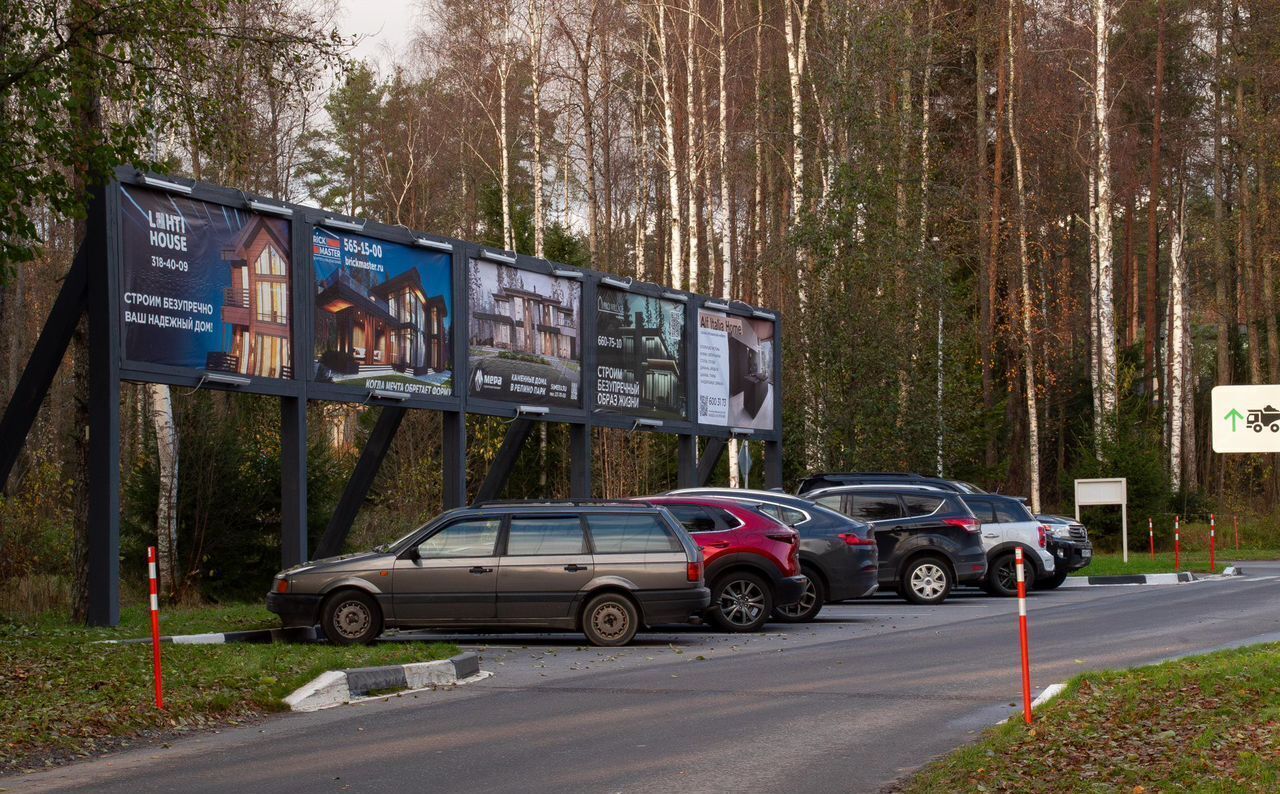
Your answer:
2;0;1277;617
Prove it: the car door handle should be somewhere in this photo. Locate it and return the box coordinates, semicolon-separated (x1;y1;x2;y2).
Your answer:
563;564;588;572
706;541;731;548
983;533;1000;538
468;566;493;574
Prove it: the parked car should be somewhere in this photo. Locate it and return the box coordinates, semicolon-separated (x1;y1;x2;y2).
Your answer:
958;494;1054;596
803;485;987;605
639;495;807;632
668;487;879;622
796;472;987;496
1036;514;1094;589
267;500;710;647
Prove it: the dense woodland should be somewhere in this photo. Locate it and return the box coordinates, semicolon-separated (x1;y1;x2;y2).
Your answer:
2;0;1279;614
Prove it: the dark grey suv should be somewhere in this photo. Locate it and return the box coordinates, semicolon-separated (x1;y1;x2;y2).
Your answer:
267;501;711;647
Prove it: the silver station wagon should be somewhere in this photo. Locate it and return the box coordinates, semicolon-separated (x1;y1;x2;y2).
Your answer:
267;501;710;647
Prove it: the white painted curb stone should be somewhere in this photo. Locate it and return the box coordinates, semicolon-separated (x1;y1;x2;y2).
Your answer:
285;670;350;712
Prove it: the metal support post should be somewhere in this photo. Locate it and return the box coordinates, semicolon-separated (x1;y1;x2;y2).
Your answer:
474;417;535;503
442;410;467;509
280;396;308;568
313;406;407;559
570;422;592;498
696;437;727;486
677;434;697;488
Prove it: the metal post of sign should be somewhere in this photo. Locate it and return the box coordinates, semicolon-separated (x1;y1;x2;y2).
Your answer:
569;422;592;498
313;406;407;559
87;186;122;627
696;437;727;486
677;435;697;488
442;410;467;509
474;418;535;503
764;440;783;490
280;396;308;568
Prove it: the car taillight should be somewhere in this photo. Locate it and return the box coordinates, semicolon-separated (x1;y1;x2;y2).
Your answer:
766;532;796;544
276;578;289;593
944;517;982;534
838;532;877;546
687;561;701;582
1038;525;1048;548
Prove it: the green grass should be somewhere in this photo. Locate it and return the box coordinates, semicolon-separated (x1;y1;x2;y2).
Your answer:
0;603;456;771
901;643;1280;793
1072;549;1279;577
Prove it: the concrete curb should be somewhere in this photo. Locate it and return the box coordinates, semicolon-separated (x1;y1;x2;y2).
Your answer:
97;627;318;645
1060;571;1198;587
284;652;485;712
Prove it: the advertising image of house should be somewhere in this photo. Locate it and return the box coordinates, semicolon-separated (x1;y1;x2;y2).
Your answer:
595;290;685;419
210;215;293;379
316;267;449;379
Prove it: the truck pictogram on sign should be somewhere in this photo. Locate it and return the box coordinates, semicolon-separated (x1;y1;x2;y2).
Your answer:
1246;406;1280;433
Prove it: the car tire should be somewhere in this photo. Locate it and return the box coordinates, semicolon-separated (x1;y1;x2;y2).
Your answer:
1036;567;1070;590
581;592;639;647
772;570;826;623
900;556;952;605
983;552;1036;597
321;589;383;645
709;571;774;632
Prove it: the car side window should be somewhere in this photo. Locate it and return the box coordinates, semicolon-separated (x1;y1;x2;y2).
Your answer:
586;514;682;553
846;494;903;521
759;505;808;526
505;516;587;556
994;501;1033;523
966;499;997;523
814;495;844;511
901;495;943;517
416;518;501;558
665;504;718;533
706;506;743;530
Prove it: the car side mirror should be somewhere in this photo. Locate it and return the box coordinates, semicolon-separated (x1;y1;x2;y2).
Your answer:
407;545;421;562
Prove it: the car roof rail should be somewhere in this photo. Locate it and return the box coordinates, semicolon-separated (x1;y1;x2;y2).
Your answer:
468;498;656;508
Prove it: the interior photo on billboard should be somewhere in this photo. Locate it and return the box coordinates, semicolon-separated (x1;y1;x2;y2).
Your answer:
312;229;453;397
696;309;775;430
467;259;581;408
594;286;686;420
119;184;293;378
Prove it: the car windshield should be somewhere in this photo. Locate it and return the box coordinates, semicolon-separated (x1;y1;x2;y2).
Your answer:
376;522;433;553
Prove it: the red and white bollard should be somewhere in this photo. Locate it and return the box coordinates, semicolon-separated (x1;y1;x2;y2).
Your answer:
1210;514;1216;573
148;546;165;710
1015;547;1032;725
1148;517;1155;559
1174;516;1181;571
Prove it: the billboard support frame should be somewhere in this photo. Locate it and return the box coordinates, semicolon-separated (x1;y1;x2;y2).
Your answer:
313;405;407;559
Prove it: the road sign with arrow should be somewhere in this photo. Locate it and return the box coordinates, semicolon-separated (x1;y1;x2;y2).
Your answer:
1211;386;1280;453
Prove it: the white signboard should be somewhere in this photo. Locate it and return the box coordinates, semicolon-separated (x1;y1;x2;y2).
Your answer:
1074;477;1128;562
1211;385;1280;453
696;312;730;425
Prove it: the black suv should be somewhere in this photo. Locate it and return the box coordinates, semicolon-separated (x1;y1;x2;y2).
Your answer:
802;485;987;605
1036;514;1094;588
797;472;987;496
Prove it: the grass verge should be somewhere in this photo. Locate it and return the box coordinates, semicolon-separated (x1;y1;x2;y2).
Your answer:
0;603;456;772
1073;550;1279;577
900;643;1280;793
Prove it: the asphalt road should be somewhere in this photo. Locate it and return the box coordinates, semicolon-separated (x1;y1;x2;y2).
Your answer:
10;563;1280;794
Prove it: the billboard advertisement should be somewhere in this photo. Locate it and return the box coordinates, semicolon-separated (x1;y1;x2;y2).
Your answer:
697;309;776;430
312;229;453;397
595;287;686;420
467;259;581;408
119;184;293;378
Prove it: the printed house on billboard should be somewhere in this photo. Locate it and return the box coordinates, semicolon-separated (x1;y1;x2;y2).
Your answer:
597;297;682;415
474;284;577;360
210;215;292;379
316;267;448;379
729;319;774;423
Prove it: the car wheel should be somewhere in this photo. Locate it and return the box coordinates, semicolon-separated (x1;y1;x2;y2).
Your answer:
1036;567;1070;590
581;592;639;647
900;556;952;605
984;553;1036;597
321;590;383;645
710;572;774;632
772;570;825;623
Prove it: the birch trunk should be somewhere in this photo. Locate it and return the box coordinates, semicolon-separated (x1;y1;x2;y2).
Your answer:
1145;0;1165;398
1213;1;1230;386
784;0;814;466
685;0;701;292
655;1;685;288
148;384;179;597
1237;80;1261;383
1168;186;1186;490
1093;0;1117;444
1008;0;1040;513
1088;157;1101;454
984;16;1008;469
497;47;514;253
753;0;765;303
529;0;546;259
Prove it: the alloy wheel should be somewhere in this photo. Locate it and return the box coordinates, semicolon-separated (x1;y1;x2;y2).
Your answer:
776;577;818;619
718;579;767;627
910;563;947;601
995;557;1018;592
333;599;372;640
590;602;630;642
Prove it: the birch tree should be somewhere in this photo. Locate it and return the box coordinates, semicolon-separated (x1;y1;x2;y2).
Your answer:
1168;182;1186;489
148;384;179;597
1092;0;1117;444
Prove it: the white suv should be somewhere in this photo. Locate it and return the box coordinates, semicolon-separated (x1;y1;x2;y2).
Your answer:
958;494;1055;596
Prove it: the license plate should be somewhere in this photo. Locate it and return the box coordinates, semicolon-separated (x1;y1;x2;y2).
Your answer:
1081;549;1092;559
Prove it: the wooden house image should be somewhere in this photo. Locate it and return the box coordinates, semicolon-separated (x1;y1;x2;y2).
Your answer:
316;266;449;378
477;283;578;361
597;298;682;415
210;216;292;379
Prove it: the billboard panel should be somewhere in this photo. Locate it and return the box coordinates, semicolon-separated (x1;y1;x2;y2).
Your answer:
697;309;776;430
595;287;686;420
312;229;453;397
119;184;293;378
467;259;581;408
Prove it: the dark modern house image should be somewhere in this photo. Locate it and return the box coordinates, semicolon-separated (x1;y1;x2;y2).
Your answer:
316;266;449;378
597;303;682;415
474;283;577;361
209;215;292;379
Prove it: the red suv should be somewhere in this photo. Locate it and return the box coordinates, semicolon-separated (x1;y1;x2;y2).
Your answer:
642;496;807;632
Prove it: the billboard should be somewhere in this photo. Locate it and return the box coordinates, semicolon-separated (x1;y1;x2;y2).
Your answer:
467;259;581;408
119;184;293;378
697;309;775;430
595;287;686;420
312;229;453;397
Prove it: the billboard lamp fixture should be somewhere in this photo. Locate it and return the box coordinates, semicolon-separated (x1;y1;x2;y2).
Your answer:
369;389;409;402
414;237;453;252
703;301;730;311
661;291;689;303
141;175;194;195
730;428;754;437
600;276;633;290
632;418;664;430
751;310;776;320
248;199;292;218
552;268;584;280
324;217;366;232
516;405;550;416
482;249;517;264
202;372;251;387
